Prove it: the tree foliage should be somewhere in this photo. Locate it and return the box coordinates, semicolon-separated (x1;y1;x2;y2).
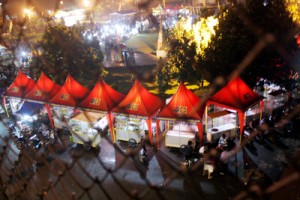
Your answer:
157;16;217;88
159;0;299;91
201;0;298;86
32;24;105;87
285;0;300;24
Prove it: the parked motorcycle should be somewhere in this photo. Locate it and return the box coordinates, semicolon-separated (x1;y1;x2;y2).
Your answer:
15;134;42;150
13;127;43;150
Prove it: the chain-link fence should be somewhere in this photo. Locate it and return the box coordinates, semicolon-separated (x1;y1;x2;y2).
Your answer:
1;0;300;199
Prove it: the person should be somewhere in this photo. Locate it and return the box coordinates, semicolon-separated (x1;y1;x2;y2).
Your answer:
139;144;147;165
184;141;194;161
218;134;227;149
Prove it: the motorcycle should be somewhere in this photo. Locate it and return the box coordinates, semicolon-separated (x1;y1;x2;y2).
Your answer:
15;133;42;150
14;128;43;150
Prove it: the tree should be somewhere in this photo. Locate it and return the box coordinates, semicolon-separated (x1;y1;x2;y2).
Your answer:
285;0;300;24
200;0;299;86
157;16;218;89
32;24;105;87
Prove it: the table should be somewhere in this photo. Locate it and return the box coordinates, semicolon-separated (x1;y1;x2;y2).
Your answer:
115;129;145;142
207;123;237;141
165;130;196;148
72;129;101;147
172;124;198;132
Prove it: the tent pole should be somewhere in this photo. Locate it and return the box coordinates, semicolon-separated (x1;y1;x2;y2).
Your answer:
196;121;203;146
107;113;115;143
238;111;245;144
156;119;160;149
3;97;9;117
205;105;208;133
259;100;264;121
44;104;54;129
146;118;153;144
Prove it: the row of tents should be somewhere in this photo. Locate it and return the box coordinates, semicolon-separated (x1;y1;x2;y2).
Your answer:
2;70;264;146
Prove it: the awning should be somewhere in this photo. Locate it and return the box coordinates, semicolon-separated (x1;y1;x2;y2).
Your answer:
16;101;44;115
207;110;233;119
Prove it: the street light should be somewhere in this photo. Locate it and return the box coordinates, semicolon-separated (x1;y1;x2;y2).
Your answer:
23;8;34;19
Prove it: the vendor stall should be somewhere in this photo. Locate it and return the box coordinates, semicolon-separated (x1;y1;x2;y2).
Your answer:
69;111;107;148
114;116;145;142
157;83;205;148
112;80;164;144
52;107;74;129
164;121;197;148
206;77;263;140
206;108;237;141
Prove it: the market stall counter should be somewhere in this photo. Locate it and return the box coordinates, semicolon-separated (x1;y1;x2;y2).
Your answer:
72;129;101;148
207;123;237;141
164;130;196;148
114;116;145;143
69;111;106;149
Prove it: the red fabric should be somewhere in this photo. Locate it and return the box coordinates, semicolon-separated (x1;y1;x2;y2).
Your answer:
209;77;262;112
297;34;300;46
157;83;205;120
80;80;125;112
260;100;264;121
146;118;153;144
49;75;90;107
44;104;54;128
112;80;164;117
5;70;35;98
25;72;61;102
196;122;203;146
238;111;245;141
106;113;115;143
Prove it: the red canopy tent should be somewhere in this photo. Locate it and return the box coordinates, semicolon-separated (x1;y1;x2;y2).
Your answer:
24;72;61;128
49;75;90;107
156;82;205;146
25;72;61;103
79;80;125;142
2;71;35;117
4;70;35;99
206;77;263;140
112;80;164;143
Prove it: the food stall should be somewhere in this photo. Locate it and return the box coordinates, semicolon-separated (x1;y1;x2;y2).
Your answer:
164;121;198;148
157;83;205;148
69;111;108;148
114;116;146;143
206;77;264;140
206;108;237;141
52;107;74;129
111;80;164;144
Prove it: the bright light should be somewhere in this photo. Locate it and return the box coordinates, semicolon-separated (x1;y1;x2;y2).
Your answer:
23;115;32;121
60;1;64;5
23;8;35;18
83;0;91;7
21;51;27;56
